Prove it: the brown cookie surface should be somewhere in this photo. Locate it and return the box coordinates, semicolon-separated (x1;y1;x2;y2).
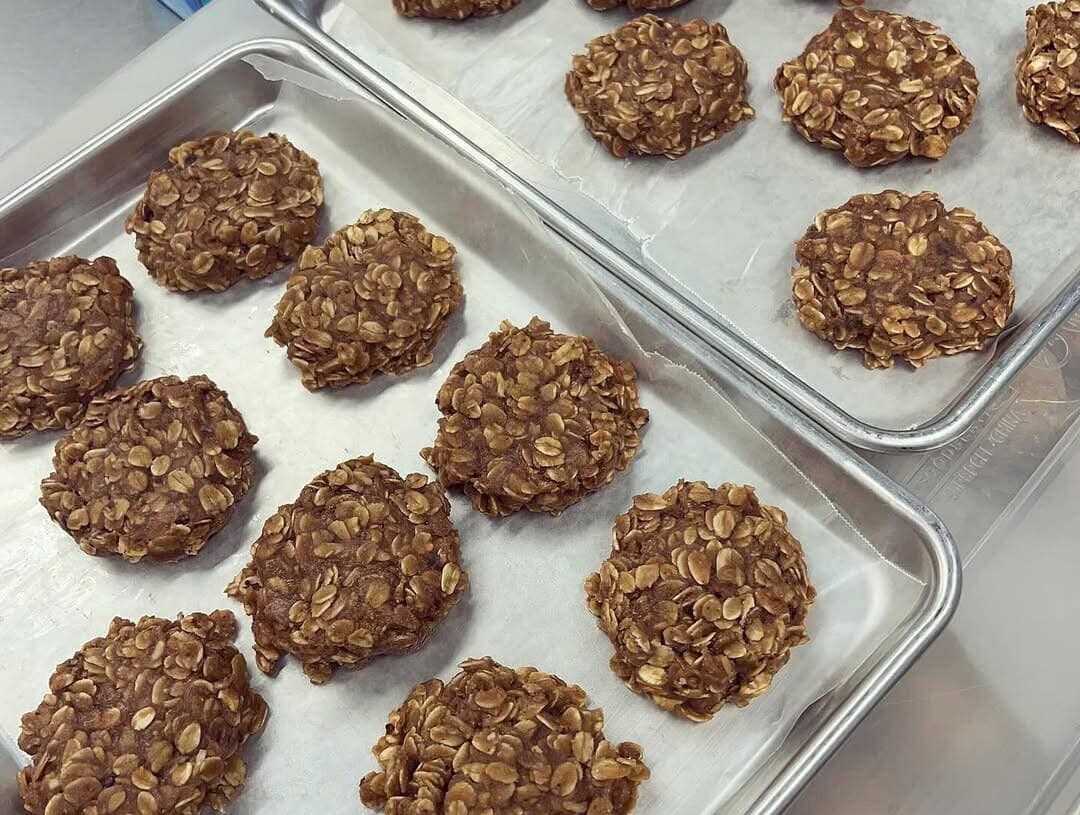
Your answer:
359;657;650;814
791;190;1015;369
267;209;462;391
422;317;648;517
776;8;979;167
40;375;257;562
583;0;691;11
1017;0;1080;144
125;130;323;292
227;455;467;685
585;481;815;722
1;256;141;440
566;14;754;159
17;610;267;815
393;0;519;18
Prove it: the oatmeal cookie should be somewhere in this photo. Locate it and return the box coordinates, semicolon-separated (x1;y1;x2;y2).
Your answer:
422;317;648;517
228;455;467;684
791;190;1015;369
267;209;462;390
125;131;323;292
40;375;257;561
566;14;754;159
1017;0;1080;144
359;657;649;814
586;481;815;721
17;610;267;815
1;256;141;440
776;8;979;166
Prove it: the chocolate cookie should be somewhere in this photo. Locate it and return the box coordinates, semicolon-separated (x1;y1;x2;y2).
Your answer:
125;130;323;292
40;375;257;562
267;209;462;390
227;455;467;684
17;610;267;815
1017;0;1080;144
359;657;650;814
585;481;815;721
791;190;1015;369
422;317;649;517
566;14;754;159
393;0;519;19
776;8;979;166
0;256;141;440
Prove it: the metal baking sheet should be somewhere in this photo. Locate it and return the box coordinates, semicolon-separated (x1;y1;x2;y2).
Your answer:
0;40;957;815
258;0;1080;452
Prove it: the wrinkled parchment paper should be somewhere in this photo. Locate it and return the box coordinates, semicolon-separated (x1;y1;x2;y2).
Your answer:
318;0;1080;431
0;61;919;814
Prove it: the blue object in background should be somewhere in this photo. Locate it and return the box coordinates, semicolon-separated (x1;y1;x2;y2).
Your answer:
157;0;212;18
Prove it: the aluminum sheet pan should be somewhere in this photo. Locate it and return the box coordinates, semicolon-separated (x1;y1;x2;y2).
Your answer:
260;0;1080;452
0;40;957;815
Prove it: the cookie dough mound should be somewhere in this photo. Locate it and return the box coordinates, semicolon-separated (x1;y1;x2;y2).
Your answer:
40;375;257;562
1017;0;1080;144
228;455;467;684
1;256;141;440
586;481;815;721
422;317;649;517
566;14;754;159
267;209;462;390
393;0;519;19
776;8;979;166
18;610;267;815
792;190;1015;369
359;657;650;814
584;0;691;11
125;130;323;292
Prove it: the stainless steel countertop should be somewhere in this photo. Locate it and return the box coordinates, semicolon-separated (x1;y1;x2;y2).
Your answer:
2;2;1079;813
0;0;177;156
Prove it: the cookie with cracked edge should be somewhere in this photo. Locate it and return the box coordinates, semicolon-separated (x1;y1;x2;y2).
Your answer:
228;455;468;684
1;256;142;440
791;190;1014;369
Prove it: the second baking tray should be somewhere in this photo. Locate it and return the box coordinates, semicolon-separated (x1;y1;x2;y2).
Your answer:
0;39;956;815
258;0;1080;452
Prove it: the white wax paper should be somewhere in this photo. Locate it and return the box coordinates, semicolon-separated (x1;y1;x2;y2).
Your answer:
317;0;1080;431
0;63;918;815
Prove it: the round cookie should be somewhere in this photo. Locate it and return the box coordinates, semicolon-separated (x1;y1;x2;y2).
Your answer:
40;375;257;562
17;610;267;815
1;256;142;440
359;657;650;814
267;208;462;391
565;14;754;159
421;317;649;517
791;190;1015;369
1016;0;1080;144
125;130;323;293
776;8;979;167
393;0;519;19
586;481;815;721
227;455;467;685
583;0;691;11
